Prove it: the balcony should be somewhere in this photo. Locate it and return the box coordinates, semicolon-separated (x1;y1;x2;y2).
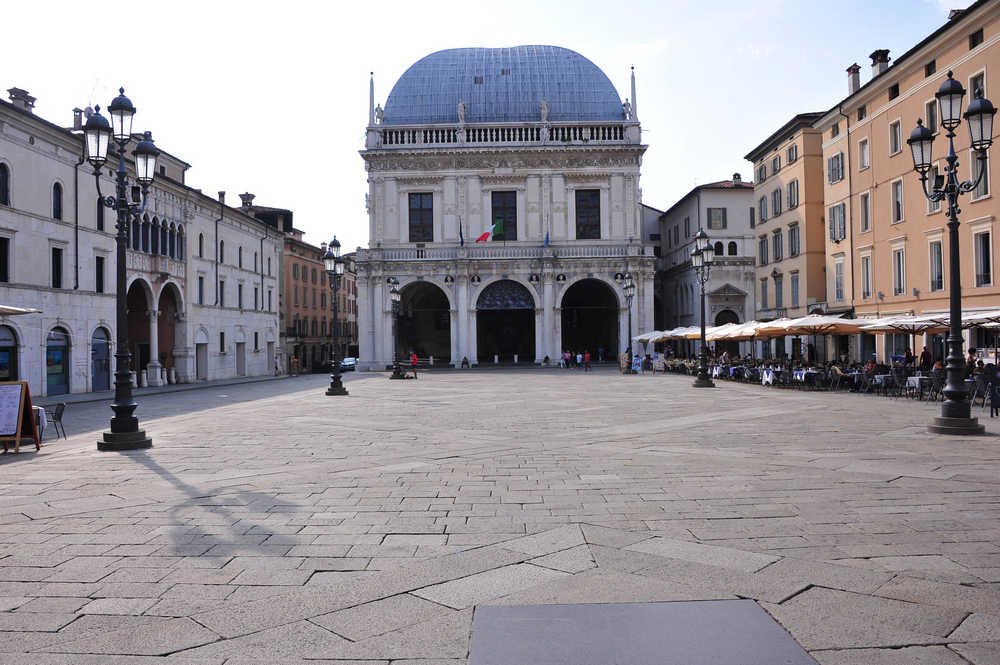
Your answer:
127;251;184;279
362;244;653;263
369;120;638;150
757;307;788;320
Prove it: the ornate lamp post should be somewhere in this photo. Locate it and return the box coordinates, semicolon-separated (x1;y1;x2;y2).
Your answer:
388;278;407;379
323;237;348;396
615;272;636;373
908;71;995;435
691;228;715;388
83;89;159;451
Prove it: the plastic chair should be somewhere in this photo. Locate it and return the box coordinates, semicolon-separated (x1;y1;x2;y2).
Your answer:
45;403;67;439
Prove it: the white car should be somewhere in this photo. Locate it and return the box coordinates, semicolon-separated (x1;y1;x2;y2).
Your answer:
339;357;358;372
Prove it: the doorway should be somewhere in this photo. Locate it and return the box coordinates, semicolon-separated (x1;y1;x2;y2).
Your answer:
476;280;535;363
91;327;111;391
46;327;71;395
236;342;246;376
560;279;618;361
196;343;208;380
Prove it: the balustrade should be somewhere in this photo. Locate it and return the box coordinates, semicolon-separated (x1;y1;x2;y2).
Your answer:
376;121;631;149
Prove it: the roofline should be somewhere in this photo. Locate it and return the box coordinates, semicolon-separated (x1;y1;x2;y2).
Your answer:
814;0;992;125
744;112;826;162
658;180;755;219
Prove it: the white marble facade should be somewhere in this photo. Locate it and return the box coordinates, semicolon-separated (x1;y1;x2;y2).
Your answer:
0;89;279;397
356;46;656;368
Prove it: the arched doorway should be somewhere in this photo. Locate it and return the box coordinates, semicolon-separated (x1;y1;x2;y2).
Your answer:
127;280;152;377
560;279;618;361
476;280;535;363
158;283;182;379
398;282;450;360
91;328;111;391
46;327;71;395
0;326;18;381
714;309;740;359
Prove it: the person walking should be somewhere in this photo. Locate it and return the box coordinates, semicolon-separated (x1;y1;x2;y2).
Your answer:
584;350;591;372
410;351;419;379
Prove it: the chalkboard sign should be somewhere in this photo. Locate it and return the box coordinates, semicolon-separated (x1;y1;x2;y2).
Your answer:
0;381;39;454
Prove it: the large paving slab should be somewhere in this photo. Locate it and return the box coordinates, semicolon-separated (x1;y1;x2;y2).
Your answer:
2;370;1000;663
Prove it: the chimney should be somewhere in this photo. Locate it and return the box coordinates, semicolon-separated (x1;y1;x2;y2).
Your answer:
72;108;84;131
218;191;226;205
949;8;966;20
6;88;36;113
869;49;890;78
732;173;741;185
847;63;861;95
239;192;255;209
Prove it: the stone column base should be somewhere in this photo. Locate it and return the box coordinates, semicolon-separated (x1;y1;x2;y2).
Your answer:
928;416;986;435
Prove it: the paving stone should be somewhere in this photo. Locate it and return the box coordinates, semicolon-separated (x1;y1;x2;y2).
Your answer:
0;611;78;631
78;597;158;615
811;645;969;664
309;593;454;641
875;576;1000;615
638;558;807;603
500;525;584;556
947;612;1000;642
411;563;568;609
626;537;779;572
529;544;597;573
11;597;88;613
42;617;219;655
175;619;352;660
753;557;893;594
949;641;1000;664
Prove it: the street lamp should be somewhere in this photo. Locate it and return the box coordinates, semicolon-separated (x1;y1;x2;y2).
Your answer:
323;237;348;396
615;272;636;373
691;228;715;388
388;278;407;379
908;71;995;435
84;88;159;451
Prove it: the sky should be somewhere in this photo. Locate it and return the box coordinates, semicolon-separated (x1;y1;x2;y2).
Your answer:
4;0;972;252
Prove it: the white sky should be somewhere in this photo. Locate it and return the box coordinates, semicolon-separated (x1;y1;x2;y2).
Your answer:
4;0;970;252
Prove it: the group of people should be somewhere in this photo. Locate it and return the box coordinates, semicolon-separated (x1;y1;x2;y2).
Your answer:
560;350;593;371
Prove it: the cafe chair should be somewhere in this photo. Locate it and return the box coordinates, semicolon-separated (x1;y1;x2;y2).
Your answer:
45;403;67;439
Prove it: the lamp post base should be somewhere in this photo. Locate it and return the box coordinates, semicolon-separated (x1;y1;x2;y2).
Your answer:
692;375;716;388
98;430;152;451
928;416;986;435
326;384;349;396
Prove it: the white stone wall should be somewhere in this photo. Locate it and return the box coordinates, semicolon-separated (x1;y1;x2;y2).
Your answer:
0;97;280;396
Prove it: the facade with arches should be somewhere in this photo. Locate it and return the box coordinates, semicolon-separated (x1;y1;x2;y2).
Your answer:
0;88;280;396
355;46;655;367
656;176;757;357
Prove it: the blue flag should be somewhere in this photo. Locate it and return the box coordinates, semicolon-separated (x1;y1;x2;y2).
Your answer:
544;229;550;247
459;221;464;246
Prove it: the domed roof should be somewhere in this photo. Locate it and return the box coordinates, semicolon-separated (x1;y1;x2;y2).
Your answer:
382;45;624;125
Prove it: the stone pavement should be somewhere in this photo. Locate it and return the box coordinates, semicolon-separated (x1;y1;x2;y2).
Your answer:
2;368;1000;664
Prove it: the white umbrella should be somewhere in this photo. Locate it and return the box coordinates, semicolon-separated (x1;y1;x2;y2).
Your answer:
0;306;41;316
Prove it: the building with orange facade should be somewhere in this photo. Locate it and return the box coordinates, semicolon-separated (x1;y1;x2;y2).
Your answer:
745;114;828;360
813;1;999;363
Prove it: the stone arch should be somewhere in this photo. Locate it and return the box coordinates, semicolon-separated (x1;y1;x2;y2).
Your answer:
475;278;536;363
90;325;112;391
45;325;72;394
728;241;738;256
715;309;740;326
0;161;12;206
157;281;185;374
151;217;161;255
194;327;210;345
556;274;623;309
0;323;19;381
126;278;154;375
398;280;452;360
713;241;724;257
558;277;620;358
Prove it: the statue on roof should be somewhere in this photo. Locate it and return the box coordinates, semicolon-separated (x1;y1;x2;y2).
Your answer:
540;99;549;123
457;100;466;124
622;98;632;120
374;104;384;124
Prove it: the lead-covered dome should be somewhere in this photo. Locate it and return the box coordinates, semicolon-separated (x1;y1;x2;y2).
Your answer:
382;45;624;125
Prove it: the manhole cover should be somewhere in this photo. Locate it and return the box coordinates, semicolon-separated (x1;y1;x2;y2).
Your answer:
470;600;816;665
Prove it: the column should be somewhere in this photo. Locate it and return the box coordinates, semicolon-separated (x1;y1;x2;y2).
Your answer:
457;278;470;365
534;308;544;363
146;310;162;386
449;308;459;366
542;277;555;360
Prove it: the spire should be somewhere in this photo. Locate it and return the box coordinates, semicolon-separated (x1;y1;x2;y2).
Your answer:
369;72;375;126
630;65;638;122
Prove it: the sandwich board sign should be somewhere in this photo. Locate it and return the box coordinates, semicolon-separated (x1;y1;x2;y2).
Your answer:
0;381;40;453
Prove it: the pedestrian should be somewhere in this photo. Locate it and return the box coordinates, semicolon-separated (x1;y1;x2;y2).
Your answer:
597;346;604;363
584;350;591;371
410;351;419;379
919;346;932;370
575;352;583;368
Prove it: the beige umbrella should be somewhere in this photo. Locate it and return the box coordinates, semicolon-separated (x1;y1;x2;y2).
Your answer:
704;323;740;342
0;306;41;316
632;331;664;344
652;326;700;342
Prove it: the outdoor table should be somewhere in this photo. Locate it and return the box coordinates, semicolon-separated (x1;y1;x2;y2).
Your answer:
872;374;890;386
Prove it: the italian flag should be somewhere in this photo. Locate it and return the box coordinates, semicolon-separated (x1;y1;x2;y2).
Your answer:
475;219;503;243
